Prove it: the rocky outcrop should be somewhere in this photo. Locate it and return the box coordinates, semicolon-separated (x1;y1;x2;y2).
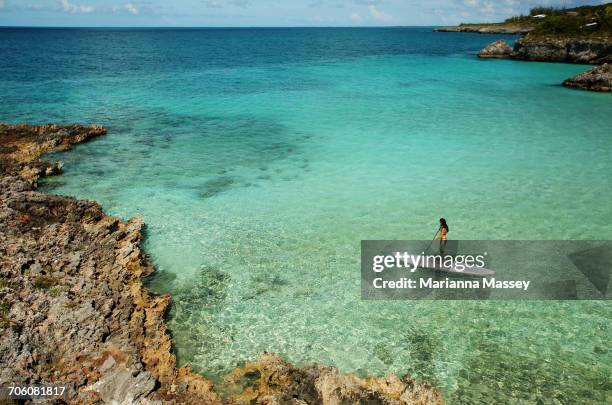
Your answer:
478;39;513;58
0;124;220;404
434;25;533;35
0;124;444;404
225;353;444;405
475;38;612;65
512;38;612;64
563;63;612;91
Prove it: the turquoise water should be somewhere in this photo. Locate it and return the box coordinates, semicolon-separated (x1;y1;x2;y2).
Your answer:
2;28;611;403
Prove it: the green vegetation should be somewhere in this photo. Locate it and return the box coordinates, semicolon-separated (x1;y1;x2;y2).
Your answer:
529;6;557;16
64;300;79;309
528;3;612;38
32;275;58;290
464;3;612;39
0;300;12;329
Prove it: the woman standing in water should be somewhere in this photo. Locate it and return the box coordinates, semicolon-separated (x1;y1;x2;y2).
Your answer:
437;218;449;254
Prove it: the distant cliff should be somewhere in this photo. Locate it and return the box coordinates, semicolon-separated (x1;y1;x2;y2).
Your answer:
436;3;612;40
434;24;533;35
439;3;612;92
513;37;612;64
436;2;612;65
476;37;612;64
475;37;612;91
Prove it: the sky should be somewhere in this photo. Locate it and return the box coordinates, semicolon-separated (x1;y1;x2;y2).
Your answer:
0;0;608;27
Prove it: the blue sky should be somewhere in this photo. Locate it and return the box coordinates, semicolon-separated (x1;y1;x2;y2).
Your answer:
0;0;607;27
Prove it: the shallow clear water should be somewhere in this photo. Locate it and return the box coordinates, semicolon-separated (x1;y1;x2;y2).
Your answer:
2;27;611;403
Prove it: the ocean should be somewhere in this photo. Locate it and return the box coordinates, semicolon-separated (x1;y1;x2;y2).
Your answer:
1;27;610;403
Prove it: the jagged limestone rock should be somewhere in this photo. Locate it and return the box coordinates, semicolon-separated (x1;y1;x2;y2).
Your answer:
563;63;612;92
478;40;513;58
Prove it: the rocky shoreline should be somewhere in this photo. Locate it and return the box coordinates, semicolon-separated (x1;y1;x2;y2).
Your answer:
437;25;612;65
512;38;612;64
475;37;612;91
563;63;612;91
0;124;444;404
435;4;612;92
478;39;514;59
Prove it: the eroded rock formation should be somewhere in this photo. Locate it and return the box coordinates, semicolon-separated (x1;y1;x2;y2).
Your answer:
512;38;612;64
225;353;444;405
477;38;612;64
478;40;513;59
475;38;612;92
0;124;220;404
563;63;612;91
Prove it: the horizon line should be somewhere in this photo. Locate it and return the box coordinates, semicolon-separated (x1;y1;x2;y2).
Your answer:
0;25;441;29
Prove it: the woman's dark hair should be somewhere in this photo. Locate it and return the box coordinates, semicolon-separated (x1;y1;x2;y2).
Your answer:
439;218;449;232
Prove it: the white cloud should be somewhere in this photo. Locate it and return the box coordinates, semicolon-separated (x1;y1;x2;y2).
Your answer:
125;3;139;15
61;0;95;14
350;12;363;23
203;0;223;8
0;1;5;10
230;0;250;7
463;0;478;6
368;5;392;22
202;0;251;9
481;1;494;15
